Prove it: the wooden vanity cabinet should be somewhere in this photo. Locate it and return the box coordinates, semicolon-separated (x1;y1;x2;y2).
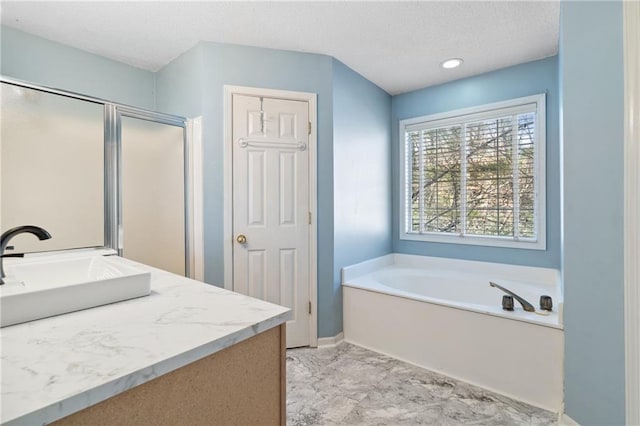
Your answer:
53;324;286;426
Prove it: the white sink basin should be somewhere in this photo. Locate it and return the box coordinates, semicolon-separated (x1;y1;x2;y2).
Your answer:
1;254;150;327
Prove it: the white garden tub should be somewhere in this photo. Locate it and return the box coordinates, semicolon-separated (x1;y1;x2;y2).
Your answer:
342;253;564;412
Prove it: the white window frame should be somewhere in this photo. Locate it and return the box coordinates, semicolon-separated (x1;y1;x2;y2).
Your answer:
399;93;546;250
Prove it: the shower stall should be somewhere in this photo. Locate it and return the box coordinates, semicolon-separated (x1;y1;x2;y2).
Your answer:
0;77;199;278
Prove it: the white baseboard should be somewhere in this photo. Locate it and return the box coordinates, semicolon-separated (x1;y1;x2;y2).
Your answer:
317;332;344;348
559;413;580;426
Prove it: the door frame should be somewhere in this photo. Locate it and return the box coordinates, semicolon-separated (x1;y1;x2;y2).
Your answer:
624;1;640;423
223;85;318;348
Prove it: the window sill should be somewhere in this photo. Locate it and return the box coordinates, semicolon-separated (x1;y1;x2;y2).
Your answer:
400;232;546;250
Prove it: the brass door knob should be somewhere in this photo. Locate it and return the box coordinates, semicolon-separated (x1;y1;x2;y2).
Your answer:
236;234;247;244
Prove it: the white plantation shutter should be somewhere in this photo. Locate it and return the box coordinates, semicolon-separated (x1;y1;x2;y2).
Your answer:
400;95;545;249
405;125;462;234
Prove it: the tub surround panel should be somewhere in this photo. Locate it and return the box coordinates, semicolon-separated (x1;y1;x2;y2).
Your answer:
343;286;563;412
0;259;291;425
342;254;562;329
343;253;560;290
341;253;395;283
342;254;563;411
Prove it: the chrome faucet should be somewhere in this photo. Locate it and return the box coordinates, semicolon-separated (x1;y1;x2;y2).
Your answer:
489;281;535;312
1;225;51;285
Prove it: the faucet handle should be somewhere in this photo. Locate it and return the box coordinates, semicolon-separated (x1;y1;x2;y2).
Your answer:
540;295;553;311
502;295;514;311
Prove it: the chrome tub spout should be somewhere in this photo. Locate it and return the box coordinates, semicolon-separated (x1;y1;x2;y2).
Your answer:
489;281;535;312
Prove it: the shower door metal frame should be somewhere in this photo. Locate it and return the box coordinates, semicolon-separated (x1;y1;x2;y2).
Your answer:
0;76;194;278
110;105;191;278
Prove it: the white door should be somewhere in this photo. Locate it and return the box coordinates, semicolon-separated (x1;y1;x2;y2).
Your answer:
232;94;310;348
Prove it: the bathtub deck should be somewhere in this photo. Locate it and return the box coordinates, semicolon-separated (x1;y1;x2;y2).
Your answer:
287;342;557;425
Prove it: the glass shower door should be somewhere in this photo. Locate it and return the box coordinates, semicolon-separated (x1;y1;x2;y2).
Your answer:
0;82;105;253
119;114;187;276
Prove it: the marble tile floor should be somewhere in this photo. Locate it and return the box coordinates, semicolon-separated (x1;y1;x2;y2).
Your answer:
286;342;557;426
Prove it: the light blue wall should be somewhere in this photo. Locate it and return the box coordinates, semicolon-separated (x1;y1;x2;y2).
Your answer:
332;59;392;336
7;22;628;414
0;27;354;339
391;57;560;268
201;42;334;300
560;2;625;424
157;42;338;337
156;43;205;119
1;26;155;109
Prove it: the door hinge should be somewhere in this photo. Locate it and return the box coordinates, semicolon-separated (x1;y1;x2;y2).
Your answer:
308;121;311;135
308;301;312;315
308;211;312;225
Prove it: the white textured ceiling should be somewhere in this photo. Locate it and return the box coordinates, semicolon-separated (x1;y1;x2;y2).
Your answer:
0;1;559;95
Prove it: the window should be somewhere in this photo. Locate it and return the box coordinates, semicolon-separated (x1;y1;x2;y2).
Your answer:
399;94;546;249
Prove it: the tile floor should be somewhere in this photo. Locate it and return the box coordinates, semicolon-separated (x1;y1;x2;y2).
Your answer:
286;342;557;425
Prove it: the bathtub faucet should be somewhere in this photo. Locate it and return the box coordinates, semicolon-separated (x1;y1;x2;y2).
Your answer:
489;282;535;312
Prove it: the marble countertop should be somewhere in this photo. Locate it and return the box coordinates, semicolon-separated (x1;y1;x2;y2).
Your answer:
0;257;291;425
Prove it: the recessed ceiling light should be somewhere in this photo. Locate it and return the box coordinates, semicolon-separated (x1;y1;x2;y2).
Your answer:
441;58;463;69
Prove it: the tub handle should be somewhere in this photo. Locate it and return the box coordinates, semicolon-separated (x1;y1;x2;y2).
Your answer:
489;282;535;312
